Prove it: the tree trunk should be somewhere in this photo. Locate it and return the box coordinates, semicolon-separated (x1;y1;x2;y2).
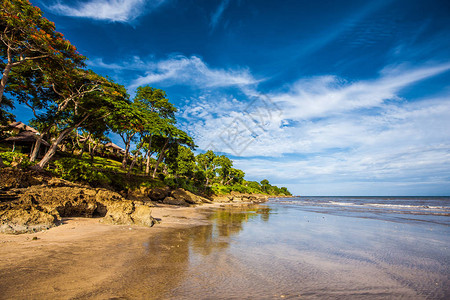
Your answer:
152;138;169;178
90;143;98;163
145;134;153;175
79;136;89;157
30;136;42;162
121;133;135;169
127;143;144;176
0;52;13;104
145;151;152;175
36;115;90;169
36;127;73;168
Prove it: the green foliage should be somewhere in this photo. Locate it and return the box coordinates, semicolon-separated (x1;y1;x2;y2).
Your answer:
1;0;85;103
0;97;15;126
0;151;34;168
166;145;196;177
52;157;111;186
211;184;232;195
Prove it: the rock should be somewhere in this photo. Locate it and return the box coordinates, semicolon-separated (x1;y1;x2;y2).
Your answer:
210;192;268;204
46;177;78;187
126;189;150;202
0;204;57;234
0;183;155;234
171;188;211;205
0;168;49;190
163;196;188;206
147;186;171;201
130;204;154;227
212;196;232;203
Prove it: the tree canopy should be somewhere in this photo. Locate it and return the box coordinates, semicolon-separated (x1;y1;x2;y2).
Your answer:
0;0;291;197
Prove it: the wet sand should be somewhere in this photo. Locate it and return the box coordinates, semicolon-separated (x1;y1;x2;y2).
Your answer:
0;204;223;299
1;202;448;299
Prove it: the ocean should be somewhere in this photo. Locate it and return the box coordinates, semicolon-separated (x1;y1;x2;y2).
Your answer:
271;196;450;226
163;196;450;299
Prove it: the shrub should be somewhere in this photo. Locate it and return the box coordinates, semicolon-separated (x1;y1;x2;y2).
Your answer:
0;151;34;168
52;157;111;186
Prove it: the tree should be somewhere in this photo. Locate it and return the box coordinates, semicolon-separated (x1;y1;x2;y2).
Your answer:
280;187;291;196
0;0;84;103
0;96;14;126
215;155;232;184
165;145;196;178
196;150;218;186
133;86;177;175
7;61;58;161
224;168;245;185
34;68;129;168
152;126;195;178
260;179;270;193
108;101;143;169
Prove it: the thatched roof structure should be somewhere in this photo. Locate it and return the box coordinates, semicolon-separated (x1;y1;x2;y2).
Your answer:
104;142;125;152
3;131;50;146
7;121;40;134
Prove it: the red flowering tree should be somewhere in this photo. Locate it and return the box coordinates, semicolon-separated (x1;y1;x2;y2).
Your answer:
0;0;85;103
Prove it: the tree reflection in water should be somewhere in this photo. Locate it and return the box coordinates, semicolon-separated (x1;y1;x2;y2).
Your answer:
189;204;272;256
99;204;272;298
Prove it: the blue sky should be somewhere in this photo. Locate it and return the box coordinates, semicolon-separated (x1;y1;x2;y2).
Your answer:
14;0;450;195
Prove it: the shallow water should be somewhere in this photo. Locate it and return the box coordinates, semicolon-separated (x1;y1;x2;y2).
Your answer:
155;198;450;299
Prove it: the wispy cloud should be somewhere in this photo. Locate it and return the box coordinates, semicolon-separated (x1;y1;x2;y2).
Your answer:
178;63;450;194
183;63;450;155
229;95;450;195
210;0;230;31
48;0;167;22
128;55;259;89
272;63;450;121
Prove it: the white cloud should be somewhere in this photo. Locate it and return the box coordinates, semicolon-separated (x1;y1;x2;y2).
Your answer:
48;0;166;22
271;63;450;121
129;55;259;89
182;63;450;155
87;56;148;70
178;63;450;195
210;0;230;31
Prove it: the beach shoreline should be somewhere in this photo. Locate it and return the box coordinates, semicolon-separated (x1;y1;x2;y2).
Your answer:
0;202;247;299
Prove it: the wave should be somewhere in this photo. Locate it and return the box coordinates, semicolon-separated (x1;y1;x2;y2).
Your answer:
272;198;450;212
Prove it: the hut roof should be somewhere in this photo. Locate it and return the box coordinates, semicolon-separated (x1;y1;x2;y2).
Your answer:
8;121;40;134
104;142;125;152
3;131;50;146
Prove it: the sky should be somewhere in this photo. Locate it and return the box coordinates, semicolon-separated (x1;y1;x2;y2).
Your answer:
12;0;450;195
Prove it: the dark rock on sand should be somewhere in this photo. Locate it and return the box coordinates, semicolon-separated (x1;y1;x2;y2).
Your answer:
0;167;51;190
146;186;171;201
210;192;268;204
163;196;188;206
171;188;212;205
0;178;155;234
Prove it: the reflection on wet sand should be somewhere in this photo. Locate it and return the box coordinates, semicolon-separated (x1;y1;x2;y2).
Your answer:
77;204;271;299
2;202;448;299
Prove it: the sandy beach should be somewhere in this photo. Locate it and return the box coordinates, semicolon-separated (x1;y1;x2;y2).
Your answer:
0;203;225;299
1;198;448;299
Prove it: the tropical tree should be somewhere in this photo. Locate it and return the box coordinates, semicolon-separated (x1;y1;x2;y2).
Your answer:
196;150;218;186
0;0;84;103
133;86;177;175
224;168;245;185
34;68;129;168
215;155;233;184
7;61;57;161
0;96;14;126
152;126;195;178
108;101;143;169
165;145;196;178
